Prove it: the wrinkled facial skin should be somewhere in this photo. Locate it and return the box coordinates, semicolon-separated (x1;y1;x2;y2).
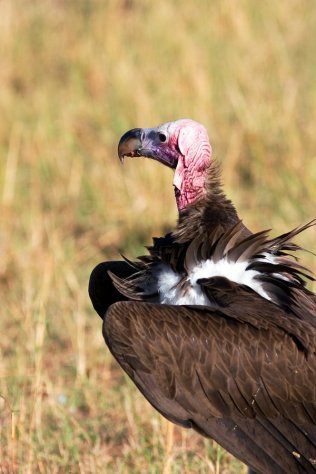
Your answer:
118;119;212;212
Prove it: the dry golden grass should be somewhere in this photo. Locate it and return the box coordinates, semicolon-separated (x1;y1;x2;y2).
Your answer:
0;0;316;472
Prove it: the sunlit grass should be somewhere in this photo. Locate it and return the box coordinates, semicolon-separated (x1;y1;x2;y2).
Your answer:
0;0;315;472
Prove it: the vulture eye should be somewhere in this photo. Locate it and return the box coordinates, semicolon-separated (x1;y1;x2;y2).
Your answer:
158;132;167;143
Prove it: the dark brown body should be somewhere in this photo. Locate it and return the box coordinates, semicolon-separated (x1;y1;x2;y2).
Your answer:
89;164;316;473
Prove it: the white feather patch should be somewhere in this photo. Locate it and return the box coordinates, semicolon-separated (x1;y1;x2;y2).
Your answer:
156;255;277;306
157;265;210;306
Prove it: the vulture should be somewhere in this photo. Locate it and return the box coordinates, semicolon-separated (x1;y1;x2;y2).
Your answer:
89;119;316;473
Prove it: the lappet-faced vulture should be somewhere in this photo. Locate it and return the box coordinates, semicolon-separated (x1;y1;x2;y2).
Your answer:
89;119;316;473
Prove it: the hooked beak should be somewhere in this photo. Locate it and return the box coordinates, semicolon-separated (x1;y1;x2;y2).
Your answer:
118;128;142;163
118;126;179;168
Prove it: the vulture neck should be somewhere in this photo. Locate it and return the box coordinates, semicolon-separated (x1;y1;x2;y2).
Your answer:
174;162;250;243
174;175;207;212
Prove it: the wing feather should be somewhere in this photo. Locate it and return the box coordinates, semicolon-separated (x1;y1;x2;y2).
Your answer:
104;300;316;473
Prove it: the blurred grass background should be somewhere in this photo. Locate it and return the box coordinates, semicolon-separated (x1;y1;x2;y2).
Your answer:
0;0;316;472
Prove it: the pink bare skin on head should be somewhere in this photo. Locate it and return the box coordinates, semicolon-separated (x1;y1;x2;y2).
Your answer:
118;118;212;213
169;119;212;211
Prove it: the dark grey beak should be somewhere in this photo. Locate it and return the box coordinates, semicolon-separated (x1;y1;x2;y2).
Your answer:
118;128;142;163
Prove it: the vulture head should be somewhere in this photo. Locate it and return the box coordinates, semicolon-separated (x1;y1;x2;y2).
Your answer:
118;119;212;212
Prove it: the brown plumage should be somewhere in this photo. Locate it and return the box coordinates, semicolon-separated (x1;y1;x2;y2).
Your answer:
104;300;316;472
89;119;316;473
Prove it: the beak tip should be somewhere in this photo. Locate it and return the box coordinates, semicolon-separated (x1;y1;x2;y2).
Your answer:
117;128;142;163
